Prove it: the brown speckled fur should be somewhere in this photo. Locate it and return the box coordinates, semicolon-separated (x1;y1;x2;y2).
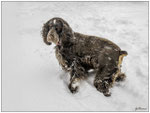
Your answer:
42;17;128;97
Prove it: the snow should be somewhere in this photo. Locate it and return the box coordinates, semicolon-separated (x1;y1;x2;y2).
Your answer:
2;2;148;111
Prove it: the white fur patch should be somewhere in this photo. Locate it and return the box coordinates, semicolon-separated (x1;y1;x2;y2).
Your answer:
53;19;56;24
73;36;76;39
108;57;112;60
104;46;112;50
88;69;94;72
114;49;118;51
72;80;80;88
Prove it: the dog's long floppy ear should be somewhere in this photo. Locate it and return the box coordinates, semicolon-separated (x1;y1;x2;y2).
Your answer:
42;21;52;45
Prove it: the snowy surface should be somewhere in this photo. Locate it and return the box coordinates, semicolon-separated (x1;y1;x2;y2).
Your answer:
2;2;148;111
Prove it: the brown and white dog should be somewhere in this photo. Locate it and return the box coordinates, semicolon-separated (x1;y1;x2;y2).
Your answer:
42;17;128;97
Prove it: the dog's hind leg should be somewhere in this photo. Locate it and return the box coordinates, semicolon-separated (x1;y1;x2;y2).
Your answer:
93;53;117;97
94;51;127;96
68;60;87;93
94;66;115;97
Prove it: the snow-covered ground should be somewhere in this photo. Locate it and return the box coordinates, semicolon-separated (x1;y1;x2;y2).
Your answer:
2;2;148;111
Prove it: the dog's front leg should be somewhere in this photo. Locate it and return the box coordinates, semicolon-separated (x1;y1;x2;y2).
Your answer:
68;60;87;93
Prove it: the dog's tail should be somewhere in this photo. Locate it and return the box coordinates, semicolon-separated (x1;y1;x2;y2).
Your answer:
118;50;128;67
119;50;128;56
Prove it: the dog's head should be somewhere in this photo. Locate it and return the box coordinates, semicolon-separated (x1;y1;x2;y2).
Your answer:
42;17;73;46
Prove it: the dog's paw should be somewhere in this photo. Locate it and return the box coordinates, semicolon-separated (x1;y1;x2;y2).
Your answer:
115;73;126;82
94;79;111;97
68;83;79;93
103;91;111;97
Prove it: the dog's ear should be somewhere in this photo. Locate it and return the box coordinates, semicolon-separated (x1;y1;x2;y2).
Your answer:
59;21;74;47
42;22;52;45
61;21;73;37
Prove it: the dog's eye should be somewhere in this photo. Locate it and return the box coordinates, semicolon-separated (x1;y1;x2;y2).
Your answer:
55;28;58;31
55;26;62;34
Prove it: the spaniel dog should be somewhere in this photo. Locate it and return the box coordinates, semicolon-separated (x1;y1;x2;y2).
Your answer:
42;17;128;97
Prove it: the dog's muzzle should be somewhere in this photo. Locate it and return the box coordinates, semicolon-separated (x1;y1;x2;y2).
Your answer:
47;27;60;45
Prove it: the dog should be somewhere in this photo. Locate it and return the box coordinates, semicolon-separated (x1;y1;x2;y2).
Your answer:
42;17;128;97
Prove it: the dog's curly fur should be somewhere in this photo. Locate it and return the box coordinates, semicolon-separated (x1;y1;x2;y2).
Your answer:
42;17;128;97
